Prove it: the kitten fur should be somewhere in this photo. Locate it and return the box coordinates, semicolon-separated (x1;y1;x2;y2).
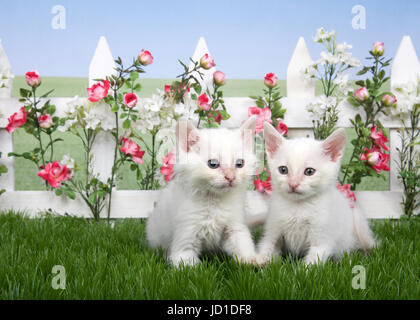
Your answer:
257;122;376;265
147;116;258;267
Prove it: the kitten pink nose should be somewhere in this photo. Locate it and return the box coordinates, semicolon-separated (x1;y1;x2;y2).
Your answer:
224;169;236;185
288;182;300;192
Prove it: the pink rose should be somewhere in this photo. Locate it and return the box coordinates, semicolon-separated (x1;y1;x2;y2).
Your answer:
164;85;171;94
160;149;175;182
254;168;272;195
120;138;145;165
248;107;272;134
213;71;226;86
381;94;397;107
276;119;288;136
360;147;390;173
25;70;41;87
198;94;211;111
37;161;72;188
372;42;385;56
123;93;139;108
200;53;216;70
264;73;278;88
87;79;110;102
138;49;153;66
38;114;53;129
336;183;356;208
353;87;369;102
6;107;27;133
370;126;389;151
208;110;223;124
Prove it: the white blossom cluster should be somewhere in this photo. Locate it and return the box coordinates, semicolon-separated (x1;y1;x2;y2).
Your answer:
305;95;338;119
59;96;115;132
390;79;420;118
132;89;199;134
303;27;361;119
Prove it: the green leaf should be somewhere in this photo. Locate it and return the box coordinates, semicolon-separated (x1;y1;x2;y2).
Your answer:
123;119;131;130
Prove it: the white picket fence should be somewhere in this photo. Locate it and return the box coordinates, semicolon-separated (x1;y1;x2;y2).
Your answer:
0;35;418;219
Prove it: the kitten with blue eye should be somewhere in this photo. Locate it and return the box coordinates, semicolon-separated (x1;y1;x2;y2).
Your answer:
257;122;375;265
147;116;258;267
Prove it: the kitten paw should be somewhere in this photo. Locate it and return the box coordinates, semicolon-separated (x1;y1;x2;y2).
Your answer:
170;254;200;268
254;254;271;267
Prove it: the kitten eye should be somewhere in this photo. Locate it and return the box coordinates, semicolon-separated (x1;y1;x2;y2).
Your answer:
304;167;316;176
235;159;245;168
278;166;288;174
208;159;220;169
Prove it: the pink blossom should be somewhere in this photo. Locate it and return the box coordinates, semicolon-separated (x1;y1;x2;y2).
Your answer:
164;85;171;94
6;107;27;133
37;161;72;188
370;126;389;151
372;42;385;56
254;169;272;195
120;138;145;165
87;79;110;102
353;87;369;102
264;73;278;88
360;147;390;173
200;54;215;70
213;71;226;86
138;49;153;66
208;110;223;124
336;183;356;209
38;114;53;129
276;119;288;136
381;94;397;107
248;107;272;134
25;70;41;87
160;149;175;182
198;94;211;111
123;92;139;108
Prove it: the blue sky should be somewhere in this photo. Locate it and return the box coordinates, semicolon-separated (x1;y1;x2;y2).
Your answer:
0;0;419;79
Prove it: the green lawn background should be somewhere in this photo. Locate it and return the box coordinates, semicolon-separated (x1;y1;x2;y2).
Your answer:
10;77;388;190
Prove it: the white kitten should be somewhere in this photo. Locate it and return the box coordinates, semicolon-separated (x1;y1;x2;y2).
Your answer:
147;116;258;267
257;122;375;265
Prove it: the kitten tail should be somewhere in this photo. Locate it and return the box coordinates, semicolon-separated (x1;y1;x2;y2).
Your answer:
352;208;377;252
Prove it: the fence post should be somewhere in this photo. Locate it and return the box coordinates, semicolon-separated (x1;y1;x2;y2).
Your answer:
89;36;117;183
389;35;420;192
0;40;14;191
286;37;315;99
189;37;215;94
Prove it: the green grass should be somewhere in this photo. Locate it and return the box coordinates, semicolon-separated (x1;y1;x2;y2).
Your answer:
0;212;418;299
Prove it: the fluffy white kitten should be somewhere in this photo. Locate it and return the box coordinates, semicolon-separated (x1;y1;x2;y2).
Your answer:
147;116;258;267
257;122;375;265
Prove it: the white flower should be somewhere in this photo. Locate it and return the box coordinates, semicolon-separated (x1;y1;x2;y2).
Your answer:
333;73;353;95
313;27;336;43
321;51;340;64
58;119;77;132
306;95;337;119
336;42;352;53
86;101;115;131
61;154;75;172
390;81;420;117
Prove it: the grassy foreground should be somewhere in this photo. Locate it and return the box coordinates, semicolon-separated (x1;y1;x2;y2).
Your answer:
0;212;418;299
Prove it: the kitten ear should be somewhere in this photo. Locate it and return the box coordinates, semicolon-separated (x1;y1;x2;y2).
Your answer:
176;118;200;153
240;115;257;148
322;128;346;162
263;121;284;157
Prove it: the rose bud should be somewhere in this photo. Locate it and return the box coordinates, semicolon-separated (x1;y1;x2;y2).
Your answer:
213;71;226;86
123;93;139;108
25;70;41;87
198;93;211;111
200;54;216;70
264;73;278;88
38;114;53;129
138;49;153;66
381;94;397;107
353;87;369;102
87;79;110;102
372;42;385;56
